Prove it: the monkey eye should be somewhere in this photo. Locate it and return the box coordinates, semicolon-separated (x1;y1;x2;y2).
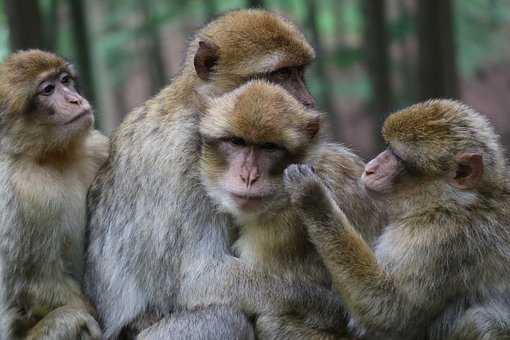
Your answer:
260;142;281;151
61;74;70;84
271;67;292;78
40;83;55;96
225;137;247;147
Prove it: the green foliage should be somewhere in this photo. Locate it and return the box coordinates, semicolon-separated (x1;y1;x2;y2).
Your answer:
0;0;8;60
456;0;510;76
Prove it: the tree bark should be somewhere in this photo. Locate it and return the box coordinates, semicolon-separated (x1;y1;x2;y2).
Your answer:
45;0;60;52
4;0;46;50
417;0;459;100
69;0;97;108
361;0;393;127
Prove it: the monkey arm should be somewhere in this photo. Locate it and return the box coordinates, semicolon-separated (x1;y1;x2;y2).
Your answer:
285;165;434;336
314;143;386;244
25;304;102;340
179;256;344;320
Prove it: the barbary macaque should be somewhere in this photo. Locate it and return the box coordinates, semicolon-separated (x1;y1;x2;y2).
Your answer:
85;9;349;339
285;99;510;339
0;50;107;339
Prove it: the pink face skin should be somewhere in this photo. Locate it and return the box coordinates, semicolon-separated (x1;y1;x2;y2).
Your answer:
362;149;404;193
36;71;93;131
216;138;287;214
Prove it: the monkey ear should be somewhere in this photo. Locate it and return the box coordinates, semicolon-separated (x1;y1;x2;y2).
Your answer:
305;116;320;139
194;40;220;81
448;152;484;190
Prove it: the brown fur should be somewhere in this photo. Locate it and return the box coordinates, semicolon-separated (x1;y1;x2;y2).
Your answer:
285;100;510;339
0;50;69;116
0;50;107;339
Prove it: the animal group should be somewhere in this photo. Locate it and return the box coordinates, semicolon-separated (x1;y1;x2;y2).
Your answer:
1;9;509;340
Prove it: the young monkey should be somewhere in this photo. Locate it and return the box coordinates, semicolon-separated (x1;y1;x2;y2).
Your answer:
285;100;510;339
0;50;107;339
199;80;367;339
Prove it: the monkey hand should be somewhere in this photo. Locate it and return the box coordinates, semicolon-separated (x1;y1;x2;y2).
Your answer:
284;164;327;206
284;163;352;238
25;305;102;340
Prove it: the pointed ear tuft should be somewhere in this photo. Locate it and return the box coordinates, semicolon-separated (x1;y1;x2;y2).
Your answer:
449;152;484;190
194;40;219;81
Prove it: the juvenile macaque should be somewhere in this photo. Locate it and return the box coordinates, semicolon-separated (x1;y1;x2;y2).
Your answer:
285;99;510;339
0;50;107;339
199;79;370;339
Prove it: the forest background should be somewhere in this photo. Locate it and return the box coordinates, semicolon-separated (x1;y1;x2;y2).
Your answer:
2;0;509;159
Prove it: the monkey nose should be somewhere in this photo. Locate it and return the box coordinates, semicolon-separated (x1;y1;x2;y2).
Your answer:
240;169;260;187
67;95;82;105
364;163;378;176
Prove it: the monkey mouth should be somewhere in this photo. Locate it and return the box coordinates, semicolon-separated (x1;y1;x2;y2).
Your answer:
230;193;270;209
65;109;93;125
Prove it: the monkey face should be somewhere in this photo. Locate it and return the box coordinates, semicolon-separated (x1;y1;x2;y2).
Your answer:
362;149;405;194
199;81;320;223
33;70;93;138
202;137;292;222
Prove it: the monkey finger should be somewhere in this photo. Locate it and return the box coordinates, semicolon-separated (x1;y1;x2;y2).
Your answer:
80;315;102;340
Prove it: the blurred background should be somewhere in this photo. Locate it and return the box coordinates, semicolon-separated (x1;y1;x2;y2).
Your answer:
1;0;510;158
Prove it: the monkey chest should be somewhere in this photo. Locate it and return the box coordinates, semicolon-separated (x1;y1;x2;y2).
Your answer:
12;166;88;276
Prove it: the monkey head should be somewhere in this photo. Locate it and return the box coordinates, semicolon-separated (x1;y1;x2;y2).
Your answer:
199;80;321;223
189;9;316;108
0;50;93;156
362;99;506;200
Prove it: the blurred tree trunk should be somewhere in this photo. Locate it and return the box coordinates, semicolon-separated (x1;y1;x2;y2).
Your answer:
417;0;459;100
361;0;393;132
140;0;168;95
397;0;415;104
69;0;97;108
247;0;264;8
4;0;46;50
305;0;340;139
45;0;60;52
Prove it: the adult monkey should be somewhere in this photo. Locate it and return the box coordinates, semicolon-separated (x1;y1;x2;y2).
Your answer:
85;9;344;339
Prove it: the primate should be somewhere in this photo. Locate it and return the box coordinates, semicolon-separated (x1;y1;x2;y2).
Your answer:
285;99;510;339
199;79;381;339
85;9;346;339
0;50;107;339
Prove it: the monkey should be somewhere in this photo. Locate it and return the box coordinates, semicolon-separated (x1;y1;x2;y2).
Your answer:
284;99;510;339
198;79;385;339
0;50;107;339
84;9;354;339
